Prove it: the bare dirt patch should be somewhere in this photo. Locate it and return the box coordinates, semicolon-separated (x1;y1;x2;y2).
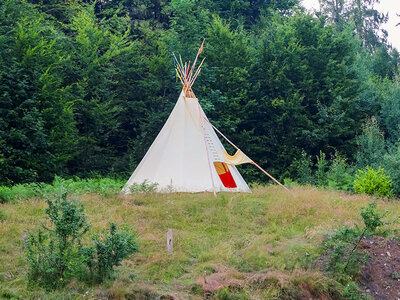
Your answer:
360;237;400;300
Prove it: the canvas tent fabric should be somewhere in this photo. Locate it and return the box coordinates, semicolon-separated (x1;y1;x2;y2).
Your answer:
223;149;253;165
122;90;251;193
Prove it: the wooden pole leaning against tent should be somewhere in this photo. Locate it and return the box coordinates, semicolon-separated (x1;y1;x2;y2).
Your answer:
204;119;289;192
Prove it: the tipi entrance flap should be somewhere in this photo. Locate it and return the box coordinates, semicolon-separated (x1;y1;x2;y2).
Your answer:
213;162;237;188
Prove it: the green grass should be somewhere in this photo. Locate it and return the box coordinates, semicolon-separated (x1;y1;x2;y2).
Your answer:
0;185;399;299
0;176;125;203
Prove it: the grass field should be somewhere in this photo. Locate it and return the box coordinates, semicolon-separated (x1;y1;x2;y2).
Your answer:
0;185;399;299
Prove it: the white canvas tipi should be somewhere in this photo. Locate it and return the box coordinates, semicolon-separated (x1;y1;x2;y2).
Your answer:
123;41;287;194
123;89;251;193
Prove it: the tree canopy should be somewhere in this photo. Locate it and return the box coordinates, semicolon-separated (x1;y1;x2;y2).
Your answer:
0;0;399;185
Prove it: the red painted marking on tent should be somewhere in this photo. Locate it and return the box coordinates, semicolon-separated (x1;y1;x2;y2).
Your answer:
213;162;237;188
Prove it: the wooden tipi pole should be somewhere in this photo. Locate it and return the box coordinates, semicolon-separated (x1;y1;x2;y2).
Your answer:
205;118;289;191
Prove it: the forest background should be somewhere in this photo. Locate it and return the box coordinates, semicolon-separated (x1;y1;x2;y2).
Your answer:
1;0;400;195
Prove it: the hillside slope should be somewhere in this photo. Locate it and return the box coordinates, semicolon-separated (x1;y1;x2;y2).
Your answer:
1;186;399;299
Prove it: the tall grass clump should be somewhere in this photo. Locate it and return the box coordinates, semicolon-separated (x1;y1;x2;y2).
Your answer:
0;209;5;222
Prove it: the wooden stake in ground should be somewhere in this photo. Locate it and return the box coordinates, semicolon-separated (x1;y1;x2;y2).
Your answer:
167;229;173;253
22;230;27;251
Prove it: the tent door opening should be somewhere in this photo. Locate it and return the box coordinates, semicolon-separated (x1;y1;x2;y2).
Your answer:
213;162;237;188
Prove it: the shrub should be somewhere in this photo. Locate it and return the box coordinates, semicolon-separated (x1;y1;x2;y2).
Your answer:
342;281;368;300
315;151;328;187
296;151;314;185
360;201;387;234
327;153;354;191
324;226;364;279
52;176;124;196
0;187;12;203
26;191;89;290
382;147;400;196
283;178;297;188
355;118;385;170
84;223;138;283
353;167;393;197
26;191;137;290
324;202;387;285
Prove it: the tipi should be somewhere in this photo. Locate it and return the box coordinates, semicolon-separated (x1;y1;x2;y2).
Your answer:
123;42;286;194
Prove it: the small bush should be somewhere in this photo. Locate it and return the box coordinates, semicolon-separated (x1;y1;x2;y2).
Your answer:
324;226;364;279
360;201;387;234
382;147;400;196
84;223;138;283
324;202;387;285
296;151;314;185
283;178;297;188
355;118;385;170
26;191;89;290
52;176;124;196
26;190;137;290
0;187;12;203
353;167;393;197
315;151;328;187
327;153;354;191
342;281;368;300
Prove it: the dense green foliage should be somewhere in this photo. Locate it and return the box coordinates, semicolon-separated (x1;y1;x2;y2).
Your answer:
0;176;124;203
1;0;399;192
353;166;393;197
26;191;137;290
